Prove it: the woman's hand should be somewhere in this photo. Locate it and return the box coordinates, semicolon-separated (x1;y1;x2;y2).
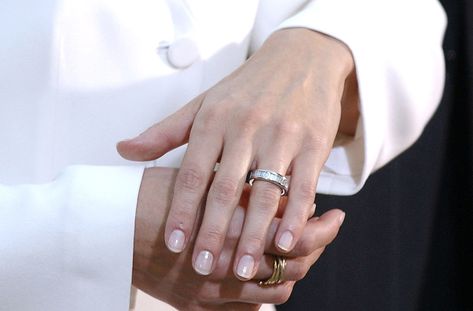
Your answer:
134;167;345;310
119;28;356;280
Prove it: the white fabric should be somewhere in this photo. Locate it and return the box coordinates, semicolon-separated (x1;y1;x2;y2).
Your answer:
0;166;143;310
253;0;447;194
0;0;446;310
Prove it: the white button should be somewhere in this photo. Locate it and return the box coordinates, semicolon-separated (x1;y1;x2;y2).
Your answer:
166;37;200;69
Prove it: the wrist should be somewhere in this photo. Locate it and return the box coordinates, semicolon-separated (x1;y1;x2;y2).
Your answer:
269;28;354;84
267;28;359;135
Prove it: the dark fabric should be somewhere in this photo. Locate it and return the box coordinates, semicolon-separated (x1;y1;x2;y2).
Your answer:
278;1;473;310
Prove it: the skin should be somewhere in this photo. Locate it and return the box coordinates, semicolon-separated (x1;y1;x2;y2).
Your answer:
120;28;358;281
134;167;345;310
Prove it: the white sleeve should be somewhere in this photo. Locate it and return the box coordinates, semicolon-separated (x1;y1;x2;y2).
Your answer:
0;165;144;311
255;0;447;195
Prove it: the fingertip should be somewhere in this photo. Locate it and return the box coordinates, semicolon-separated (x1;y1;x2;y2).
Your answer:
193;250;214;275
276;230;294;253
324;209;345;226
116;138;163;161
235;254;256;280
166;229;186;253
308;203;317;218
116;137;139;157
338;211;346;226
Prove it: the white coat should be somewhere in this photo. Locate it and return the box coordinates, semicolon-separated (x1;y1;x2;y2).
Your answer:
0;0;446;310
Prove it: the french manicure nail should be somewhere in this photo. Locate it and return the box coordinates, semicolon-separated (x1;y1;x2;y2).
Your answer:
194;250;214;275
237;255;255;279
168;229;185;253
277;231;294;252
338;212;346;225
310;203;317;217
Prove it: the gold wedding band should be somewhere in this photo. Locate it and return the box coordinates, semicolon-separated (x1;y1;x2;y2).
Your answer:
258;256;287;286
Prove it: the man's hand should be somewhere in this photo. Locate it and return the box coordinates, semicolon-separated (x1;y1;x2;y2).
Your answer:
133;167;345;310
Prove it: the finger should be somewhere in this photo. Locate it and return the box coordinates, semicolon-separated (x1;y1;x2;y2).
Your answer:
116;93;205;161
197;302;261;311
234;152;291;280
192;140;253;275
228;205;338;259
274;185;316;218
308;202;317;218
269;209;346;257
164;124;223;254
199;280;295;305
275;151;320;253
225;205;316;257
254;248;324;281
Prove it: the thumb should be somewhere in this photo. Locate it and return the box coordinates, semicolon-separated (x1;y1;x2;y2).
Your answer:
117;93;205;161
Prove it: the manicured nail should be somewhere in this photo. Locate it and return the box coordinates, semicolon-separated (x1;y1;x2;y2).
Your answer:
237;255;255;279
277;231;294;252
167;229;185;253
194;250;214;275
120;135;140;143
310;203;317;217
338;212;346;225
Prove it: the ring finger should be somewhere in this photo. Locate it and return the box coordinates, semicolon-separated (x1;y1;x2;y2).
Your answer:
233;146;294;280
253;248;324;282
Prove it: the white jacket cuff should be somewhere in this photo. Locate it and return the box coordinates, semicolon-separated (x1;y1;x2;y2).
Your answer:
0;165;144;311
275;0;447;195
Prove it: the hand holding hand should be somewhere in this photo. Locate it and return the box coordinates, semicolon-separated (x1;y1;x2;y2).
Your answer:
119;28;356;281
133;167;345;310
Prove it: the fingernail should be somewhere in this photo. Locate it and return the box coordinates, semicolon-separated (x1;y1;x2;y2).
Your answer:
167;229;185;253
310;203;317;217
338;212;346;226
194;250;214;275
237;255;255;279
277;231;294;252
120;136;140;143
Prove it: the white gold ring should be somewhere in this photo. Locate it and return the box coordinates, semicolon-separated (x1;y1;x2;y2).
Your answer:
247;169;289;196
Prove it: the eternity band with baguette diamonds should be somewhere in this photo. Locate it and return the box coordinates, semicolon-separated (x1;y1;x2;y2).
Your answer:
247;169;289;196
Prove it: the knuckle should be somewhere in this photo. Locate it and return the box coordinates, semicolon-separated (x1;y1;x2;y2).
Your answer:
210;177;239;206
244;234;266;252
234;108;269;130
294;181;316;203
274;120;302;137
177;166;205;193
197;106;223;129
200;224;226;249
308;134;332;151
253;186;281;212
